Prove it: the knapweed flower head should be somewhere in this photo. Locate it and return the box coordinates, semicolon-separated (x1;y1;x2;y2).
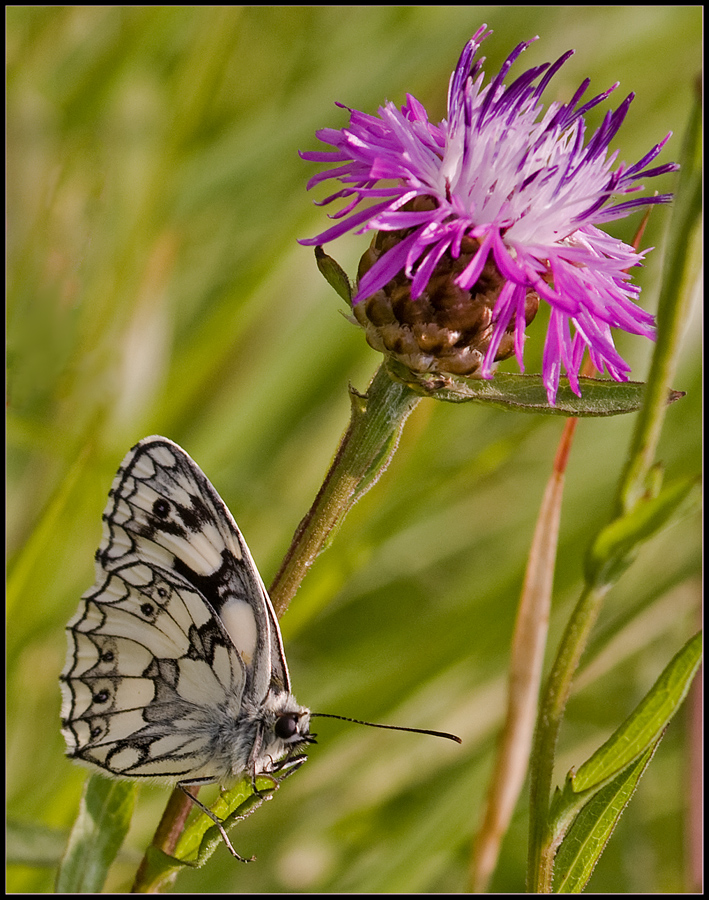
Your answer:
301;25;678;404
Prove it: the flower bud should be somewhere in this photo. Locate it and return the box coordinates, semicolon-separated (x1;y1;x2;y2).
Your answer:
353;220;539;378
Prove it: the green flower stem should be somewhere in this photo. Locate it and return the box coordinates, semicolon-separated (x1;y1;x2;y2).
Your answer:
527;583;610;892
527;95;701;893
617;95;702;516
269;363;421;617
131;787;195;892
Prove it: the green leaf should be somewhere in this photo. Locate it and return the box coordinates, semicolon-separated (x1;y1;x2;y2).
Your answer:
553;741;660;893
545;632;701;891
571;631;702;793
133;778;278;892
174;777;273;863
585;477;699;587
55;775;136;893
385;359;684;416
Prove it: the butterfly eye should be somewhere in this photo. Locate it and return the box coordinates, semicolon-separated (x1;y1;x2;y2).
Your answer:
274;713;300;740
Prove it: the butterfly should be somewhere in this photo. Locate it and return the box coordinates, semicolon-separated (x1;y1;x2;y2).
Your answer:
60;436;460;859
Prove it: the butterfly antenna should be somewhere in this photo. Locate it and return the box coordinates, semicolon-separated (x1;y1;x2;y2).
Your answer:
311;712;462;744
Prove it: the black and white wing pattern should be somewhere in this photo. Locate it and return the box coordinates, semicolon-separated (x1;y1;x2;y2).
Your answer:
61;436;312;787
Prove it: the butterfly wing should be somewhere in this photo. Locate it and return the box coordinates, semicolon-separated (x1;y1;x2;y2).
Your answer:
61;562;249;780
97;436;289;700
61;436;293;783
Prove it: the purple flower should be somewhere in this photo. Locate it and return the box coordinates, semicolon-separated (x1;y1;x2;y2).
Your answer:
301;25;678;404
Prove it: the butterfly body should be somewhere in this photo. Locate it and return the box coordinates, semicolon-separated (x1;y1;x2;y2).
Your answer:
61;436;312;791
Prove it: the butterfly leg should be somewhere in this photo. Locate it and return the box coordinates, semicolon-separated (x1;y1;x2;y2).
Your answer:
250;769;278;799
251;752;308;799
178;783;255;863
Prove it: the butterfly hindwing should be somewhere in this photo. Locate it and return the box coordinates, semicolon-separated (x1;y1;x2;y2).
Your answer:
61;560;248;780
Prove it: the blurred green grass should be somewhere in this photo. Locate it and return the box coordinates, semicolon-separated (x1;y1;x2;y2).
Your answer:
7;7;701;893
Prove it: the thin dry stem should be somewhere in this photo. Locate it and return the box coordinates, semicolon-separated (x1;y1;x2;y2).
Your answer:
470;416;579;892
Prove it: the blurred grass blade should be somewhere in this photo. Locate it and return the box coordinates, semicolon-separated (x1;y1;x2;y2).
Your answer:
7;444;90;616
553;741;659;893
470;415;574;893
7;819;67;868
571;631;701;793
55;775;136;893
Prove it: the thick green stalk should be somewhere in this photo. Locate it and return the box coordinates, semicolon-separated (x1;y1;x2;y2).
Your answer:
269;363;420;616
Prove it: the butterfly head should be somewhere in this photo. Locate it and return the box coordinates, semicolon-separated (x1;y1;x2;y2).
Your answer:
251;691;314;778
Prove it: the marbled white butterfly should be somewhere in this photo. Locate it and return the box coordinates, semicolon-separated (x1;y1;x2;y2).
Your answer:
60;436;460;858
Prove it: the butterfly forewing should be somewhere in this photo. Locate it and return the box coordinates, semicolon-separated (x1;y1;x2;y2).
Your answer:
100;437;287;698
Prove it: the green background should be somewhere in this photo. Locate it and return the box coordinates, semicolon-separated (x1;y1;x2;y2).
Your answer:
7;6;701;893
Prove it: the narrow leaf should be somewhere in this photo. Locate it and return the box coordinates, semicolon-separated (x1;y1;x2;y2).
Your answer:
385;360;684;417
554;741;659;893
174;777;272;863
315;245;353;304
55;775;136;893
586;477;699;587
572;631;702;793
